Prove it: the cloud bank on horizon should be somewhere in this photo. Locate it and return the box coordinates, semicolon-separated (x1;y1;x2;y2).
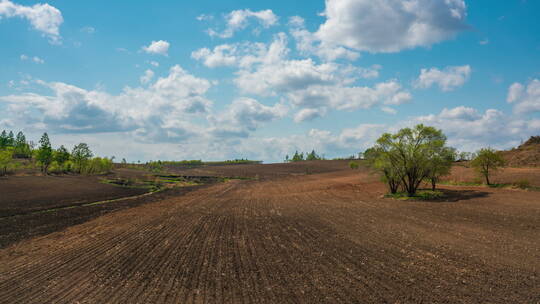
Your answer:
0;0;539;162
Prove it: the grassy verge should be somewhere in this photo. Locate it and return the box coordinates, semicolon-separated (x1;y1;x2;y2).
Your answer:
100;176;196;192
440;180;540;191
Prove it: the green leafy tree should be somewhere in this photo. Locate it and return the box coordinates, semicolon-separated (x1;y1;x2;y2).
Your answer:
365;146;402;194
72;143;93;173
471;148;505;185
54;145;71;165
426;147;456;190
367;124;450;196
0;149;14;176
284;154;289;162
36;133;53;175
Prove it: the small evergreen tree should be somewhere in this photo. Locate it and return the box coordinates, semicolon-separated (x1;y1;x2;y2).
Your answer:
306;149;320;161
36;133;53;175
292;150;302;162
426;147;456;190
6;131;15;147
13;131;31;158
0;130;8;149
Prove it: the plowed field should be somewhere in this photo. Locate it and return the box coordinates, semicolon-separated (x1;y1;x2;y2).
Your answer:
1;168;539;303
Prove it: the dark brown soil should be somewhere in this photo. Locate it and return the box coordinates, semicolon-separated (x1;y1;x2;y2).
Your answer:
0;185;204;249
0;175;149;217
0;166;538;303
167;159;353;179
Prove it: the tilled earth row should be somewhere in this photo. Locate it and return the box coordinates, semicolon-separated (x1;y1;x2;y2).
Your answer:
0;171;539;303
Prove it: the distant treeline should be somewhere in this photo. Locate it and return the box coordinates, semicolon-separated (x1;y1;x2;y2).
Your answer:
285;150;363;162
284;149;476;164
141;159;262;172
0;130;113;176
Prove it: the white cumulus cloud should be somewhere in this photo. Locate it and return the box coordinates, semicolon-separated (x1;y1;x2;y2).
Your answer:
414;65;471;91
0;0;63;43
140;69;154;85
294;108;327;123
288;15;359;62
316;0;468;53
194;33;409;122
0;65;213;141
208;97;287;137
507;79;540;114
142;40;170;56
207;9;278;38
410;106;540;151
191;44;238;68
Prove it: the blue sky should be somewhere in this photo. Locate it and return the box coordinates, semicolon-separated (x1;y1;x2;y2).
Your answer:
1;0;539;162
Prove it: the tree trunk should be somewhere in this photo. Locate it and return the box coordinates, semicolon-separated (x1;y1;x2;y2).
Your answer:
431;178;436;191
388;180;398;194
485;174;490;185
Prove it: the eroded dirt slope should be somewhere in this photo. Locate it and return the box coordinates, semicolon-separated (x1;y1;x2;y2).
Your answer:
502;136;540;167
0;170;539;303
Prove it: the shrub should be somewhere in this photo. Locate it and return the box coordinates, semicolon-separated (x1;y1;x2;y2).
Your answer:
386;190;444;201
48;161;62;174
349;161;359;170
82;157;114;175
0;149;15;176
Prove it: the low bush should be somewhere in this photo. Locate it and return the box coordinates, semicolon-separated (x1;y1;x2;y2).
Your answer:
81;157;114;175
349;161;359;170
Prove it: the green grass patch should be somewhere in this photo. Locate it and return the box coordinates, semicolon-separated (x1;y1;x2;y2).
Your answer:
385;190;445;201
440;180;507;188
440;179;540;191
440;180;483;186
221;176;254;182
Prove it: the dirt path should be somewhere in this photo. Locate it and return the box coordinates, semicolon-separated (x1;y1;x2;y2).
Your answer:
0;171;539;303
